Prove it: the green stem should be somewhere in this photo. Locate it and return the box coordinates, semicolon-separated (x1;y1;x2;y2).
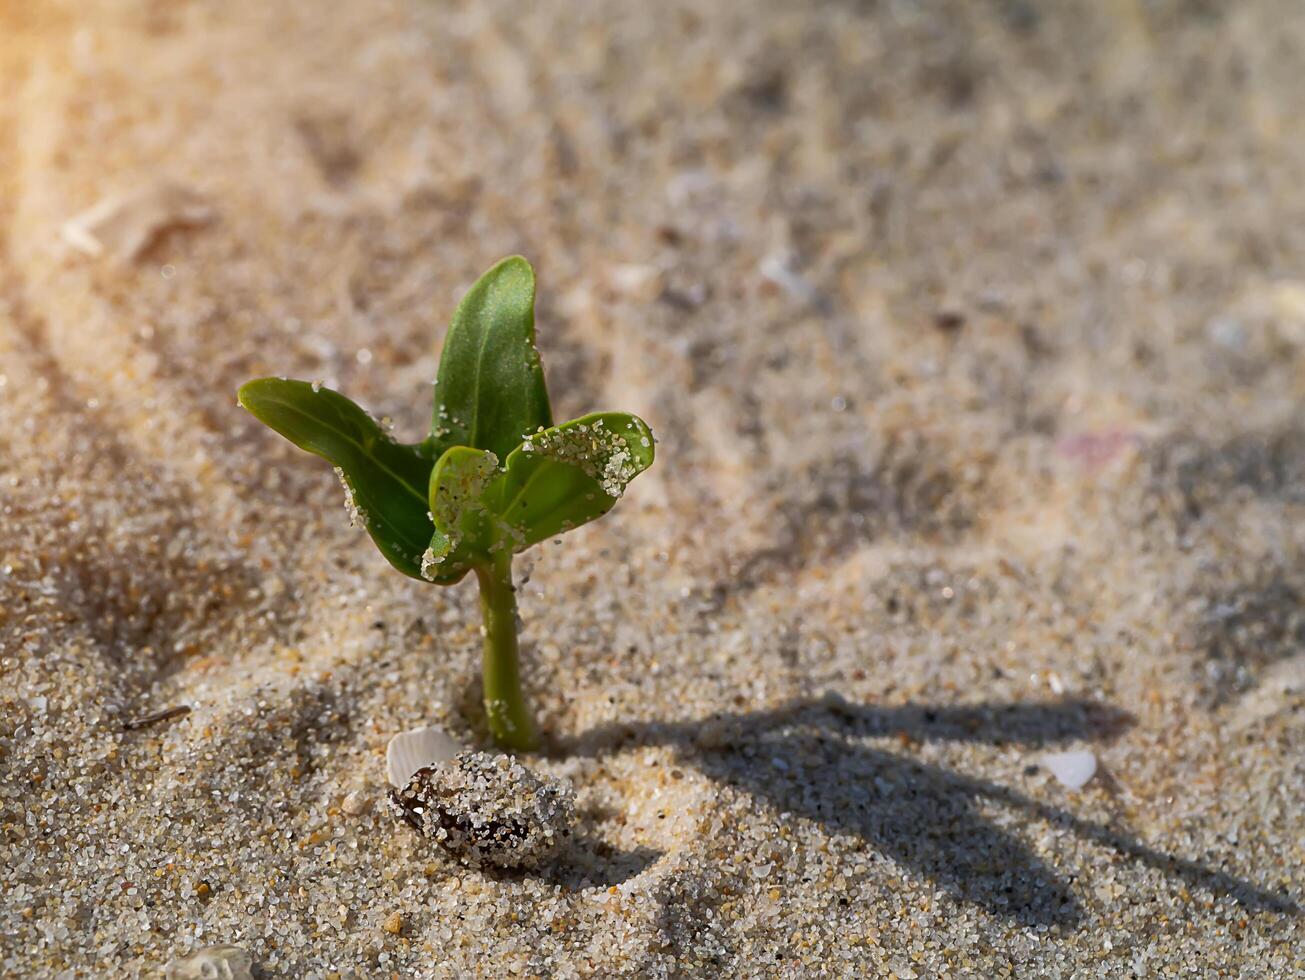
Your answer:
473;552;539;751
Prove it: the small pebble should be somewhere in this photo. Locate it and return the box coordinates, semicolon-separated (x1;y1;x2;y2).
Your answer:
164;944;253;980
341;790;370;815
382;911;403;935
388;751;576;869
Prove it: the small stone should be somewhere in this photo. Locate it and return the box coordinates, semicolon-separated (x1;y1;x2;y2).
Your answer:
382;911;403;935
341;790;370;816
932;309;966;332
758;250;822;307
388;751;576;869
1042;750;1098;790
164;944;253;980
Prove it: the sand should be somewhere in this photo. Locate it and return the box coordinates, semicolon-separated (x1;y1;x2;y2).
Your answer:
1;0;1303;976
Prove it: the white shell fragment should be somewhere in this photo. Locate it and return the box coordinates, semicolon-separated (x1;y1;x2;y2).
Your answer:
389;751;576;869
386;725;465;788
61;180;214;262
1042;750;1098;790
605;262;663;300
164;944;254;980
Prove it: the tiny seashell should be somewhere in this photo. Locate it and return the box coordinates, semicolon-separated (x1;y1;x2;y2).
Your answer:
164;944;254;980
386;725;465;788
1042;750;1098;790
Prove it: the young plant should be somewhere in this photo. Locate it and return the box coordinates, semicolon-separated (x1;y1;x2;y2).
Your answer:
238;257;654;750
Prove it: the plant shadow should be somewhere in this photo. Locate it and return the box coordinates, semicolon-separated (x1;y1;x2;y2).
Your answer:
554;695;1298;927
459;834;662;892
546;836;664;891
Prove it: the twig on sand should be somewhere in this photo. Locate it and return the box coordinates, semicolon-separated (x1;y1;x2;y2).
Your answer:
122;705;192;731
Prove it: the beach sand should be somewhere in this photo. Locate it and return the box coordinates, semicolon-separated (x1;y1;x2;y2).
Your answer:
1;1;1302;976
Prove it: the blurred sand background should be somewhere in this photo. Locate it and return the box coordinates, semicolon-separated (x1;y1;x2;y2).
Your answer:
1;0;1302;976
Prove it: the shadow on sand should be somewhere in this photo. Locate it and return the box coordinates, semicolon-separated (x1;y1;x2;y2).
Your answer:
549;695;1297;926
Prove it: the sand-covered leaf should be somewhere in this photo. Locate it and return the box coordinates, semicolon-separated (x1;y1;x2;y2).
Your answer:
422;445;501;583
490;412;655;552
422;414;654;574
238;378;434;578
430;256;553;463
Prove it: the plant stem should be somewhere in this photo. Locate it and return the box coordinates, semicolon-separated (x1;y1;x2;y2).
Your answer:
474;552;539;751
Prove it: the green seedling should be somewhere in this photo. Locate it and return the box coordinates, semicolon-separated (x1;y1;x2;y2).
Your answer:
238;257;655;750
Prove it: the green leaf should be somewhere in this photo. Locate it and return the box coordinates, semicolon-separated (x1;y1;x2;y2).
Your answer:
491;412;655;553
421;446;500;584
431;256;553;463
421;414;655;578
238;378;434;579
